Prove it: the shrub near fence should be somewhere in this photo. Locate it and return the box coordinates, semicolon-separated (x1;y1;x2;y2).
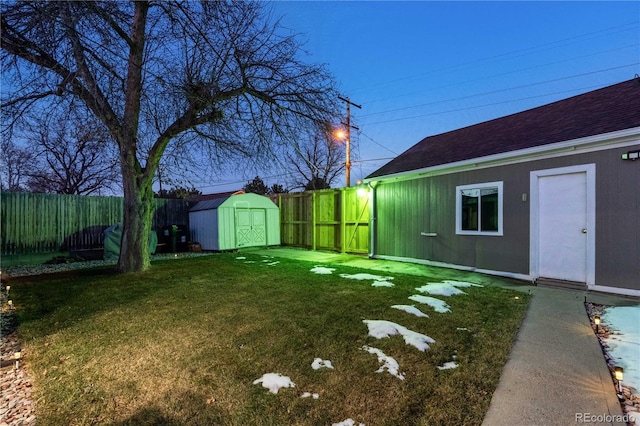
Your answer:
0;192;190;255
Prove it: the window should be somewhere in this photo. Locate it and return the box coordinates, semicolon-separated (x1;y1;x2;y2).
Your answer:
456;181;503;235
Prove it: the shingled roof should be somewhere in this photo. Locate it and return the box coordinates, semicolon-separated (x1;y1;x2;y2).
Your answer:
367;78;640;179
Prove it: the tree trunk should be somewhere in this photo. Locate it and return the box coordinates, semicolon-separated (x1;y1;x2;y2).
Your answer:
117;160;154;273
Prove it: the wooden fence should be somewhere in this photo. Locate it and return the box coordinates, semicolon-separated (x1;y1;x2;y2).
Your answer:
272;187;370;254
0;192;190;254
1;189;370;256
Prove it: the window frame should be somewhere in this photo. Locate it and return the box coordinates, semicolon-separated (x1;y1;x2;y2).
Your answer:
455;181;504;236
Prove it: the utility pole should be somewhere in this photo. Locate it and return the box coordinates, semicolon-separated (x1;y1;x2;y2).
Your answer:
338;95;361;187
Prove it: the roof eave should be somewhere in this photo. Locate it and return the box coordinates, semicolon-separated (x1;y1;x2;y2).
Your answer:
363;126;640;184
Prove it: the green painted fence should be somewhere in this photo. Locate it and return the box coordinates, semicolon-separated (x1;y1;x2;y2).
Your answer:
0;192;190;254
272;187;370;254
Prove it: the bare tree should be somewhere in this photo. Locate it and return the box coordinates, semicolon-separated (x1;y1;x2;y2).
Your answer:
20;106;120;195
2;1;339;272
288;133;346;191
0;139;35;191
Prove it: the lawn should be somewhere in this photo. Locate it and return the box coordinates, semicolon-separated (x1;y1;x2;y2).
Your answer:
10;253;529;425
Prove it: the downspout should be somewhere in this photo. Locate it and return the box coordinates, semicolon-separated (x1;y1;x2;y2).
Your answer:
368;181;377;259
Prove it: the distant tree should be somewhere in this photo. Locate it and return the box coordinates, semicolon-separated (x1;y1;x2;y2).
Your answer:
155;186;202;199
304;176;331;191
243;176;270;195
2;1;340;272
270;183;288;194
21;107;120;195
0;140;34;191
288;133;345;191
243;176;289;195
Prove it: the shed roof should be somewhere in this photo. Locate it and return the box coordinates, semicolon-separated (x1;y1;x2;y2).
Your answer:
189;192;277;212
367;78;640;179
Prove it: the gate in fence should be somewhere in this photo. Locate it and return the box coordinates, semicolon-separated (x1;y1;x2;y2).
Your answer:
272;187;369;254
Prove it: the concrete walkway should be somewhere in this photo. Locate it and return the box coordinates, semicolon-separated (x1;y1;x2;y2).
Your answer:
482;286;632;426
250;247;636;426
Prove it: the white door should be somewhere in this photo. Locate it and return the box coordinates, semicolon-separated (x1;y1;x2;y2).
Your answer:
531;164;595;286
536;171;589;282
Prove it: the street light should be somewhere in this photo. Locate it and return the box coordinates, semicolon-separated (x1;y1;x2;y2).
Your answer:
337;96;361;187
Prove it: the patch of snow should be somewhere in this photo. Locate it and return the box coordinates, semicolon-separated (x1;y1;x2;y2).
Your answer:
235;256;246;260
339;273;393;282
332;419;365;426
415;283;466;296
252;373;296;394
310;265;336;275
408;295;451;313
244;261;256;264
301;392;320;399
361;345;405;380
415;280;483;297
311;358;334;370
265;261;280;266
456;327;469;331
371;280;394;287
602;305;640;392
363;320;435;351
391;304;429;318
437;361;459;370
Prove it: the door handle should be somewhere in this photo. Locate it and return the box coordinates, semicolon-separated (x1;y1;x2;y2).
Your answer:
582;229;587;234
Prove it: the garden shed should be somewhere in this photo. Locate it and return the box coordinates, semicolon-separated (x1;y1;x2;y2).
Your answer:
189;192;280;251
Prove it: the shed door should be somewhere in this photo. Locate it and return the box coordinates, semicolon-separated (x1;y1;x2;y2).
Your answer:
235;209;266;247
537;172;589;283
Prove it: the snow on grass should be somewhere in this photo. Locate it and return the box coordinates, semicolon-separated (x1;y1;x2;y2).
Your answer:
311;358;334;370
301;392;320;399
416;283;466;296
253;373;296;394
408;295;451;313
235;256;246;260
371;280;394;287
391;304;429;318
602;304;640;392
332;419;365;426
437;361;459;370
361;345;405;380
363;320;435;351
339;273;393;282
310;265;336;275
416;280;484;297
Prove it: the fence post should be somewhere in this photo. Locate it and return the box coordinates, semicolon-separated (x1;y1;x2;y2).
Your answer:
311;191;317;251
340;188;346;253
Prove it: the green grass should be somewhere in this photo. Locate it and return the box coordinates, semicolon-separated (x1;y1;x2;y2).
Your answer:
10;253;529;425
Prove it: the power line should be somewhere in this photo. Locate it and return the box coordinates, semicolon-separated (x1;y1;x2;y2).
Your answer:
349;21;638;96
359;132;399;156
359;43;639;108
358;63;639;121
360;83;610;127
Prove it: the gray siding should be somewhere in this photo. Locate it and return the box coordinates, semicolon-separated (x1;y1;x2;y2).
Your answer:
372;144;640;291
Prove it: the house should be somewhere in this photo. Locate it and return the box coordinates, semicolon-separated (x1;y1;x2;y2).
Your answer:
364;78;640;296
